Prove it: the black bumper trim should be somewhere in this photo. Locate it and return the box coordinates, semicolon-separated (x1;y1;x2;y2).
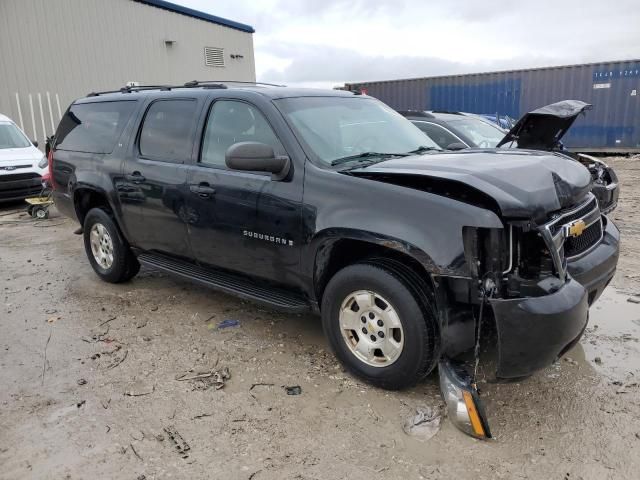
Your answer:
491;216;619;379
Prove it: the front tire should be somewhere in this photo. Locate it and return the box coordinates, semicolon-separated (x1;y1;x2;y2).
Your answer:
83;208;140;283
321;262;438;390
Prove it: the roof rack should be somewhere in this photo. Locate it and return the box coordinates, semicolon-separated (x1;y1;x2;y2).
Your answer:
87;85;174;97
183;80;286;88
86;80;286;97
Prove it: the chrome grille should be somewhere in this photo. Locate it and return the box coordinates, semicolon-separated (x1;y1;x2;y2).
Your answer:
548;197;598;236
565;221;603;258
539;194;602;281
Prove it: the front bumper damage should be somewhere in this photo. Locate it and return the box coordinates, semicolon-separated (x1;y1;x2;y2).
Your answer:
439;209;619;439
491;277;588;378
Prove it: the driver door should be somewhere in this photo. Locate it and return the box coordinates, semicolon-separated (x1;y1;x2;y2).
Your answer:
185;98;303;285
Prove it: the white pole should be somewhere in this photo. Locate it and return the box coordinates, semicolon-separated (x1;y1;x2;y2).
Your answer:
28;94;37;141
55;94;62;120
37;93;46;141
14;93;24;131
46;92;55;132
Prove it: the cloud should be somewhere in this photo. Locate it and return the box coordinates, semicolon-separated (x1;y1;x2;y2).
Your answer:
179;0;640;87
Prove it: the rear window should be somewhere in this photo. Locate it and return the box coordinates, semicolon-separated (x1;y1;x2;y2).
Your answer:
55;101;137;154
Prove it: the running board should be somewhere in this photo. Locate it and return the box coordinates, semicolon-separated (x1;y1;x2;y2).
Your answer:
137;253;310;313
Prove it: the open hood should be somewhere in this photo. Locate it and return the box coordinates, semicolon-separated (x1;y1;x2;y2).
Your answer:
347;149;592;220
496;100;592;150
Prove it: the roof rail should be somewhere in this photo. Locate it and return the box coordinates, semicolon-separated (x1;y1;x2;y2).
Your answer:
86;80;286;97
87;85;174;97
183;80;286;88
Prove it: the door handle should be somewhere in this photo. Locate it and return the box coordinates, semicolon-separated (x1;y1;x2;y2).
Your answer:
190;183;216;198
125;172;146;183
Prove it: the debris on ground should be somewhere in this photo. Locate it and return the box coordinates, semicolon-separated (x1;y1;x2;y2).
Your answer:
217;319;240;329
129;443;143;461
627;297;640;304
98;316;117;327
249;383;274;399
104;349;128;369
284;385;302;396
82;326;113;344
77;378;87;385
403;406;442;441
163;426;190;458
124;381;155;397
594;357;603;365
41;330;52;385
616;382;638;394
175;366;230;390
46;315;61;324
192;413;213;420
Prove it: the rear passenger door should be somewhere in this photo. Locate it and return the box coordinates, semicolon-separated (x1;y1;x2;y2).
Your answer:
185;97;303;285
119;97;202;258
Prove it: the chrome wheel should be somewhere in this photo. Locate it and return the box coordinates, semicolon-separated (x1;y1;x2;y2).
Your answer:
339;290;404;367
89;223;114;269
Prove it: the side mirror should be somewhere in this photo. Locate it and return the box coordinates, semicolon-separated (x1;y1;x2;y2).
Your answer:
32;140;39;148
225;142;290;180
446;142;467;151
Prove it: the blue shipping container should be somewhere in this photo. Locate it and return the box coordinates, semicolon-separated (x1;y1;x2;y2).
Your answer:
345;60;640;152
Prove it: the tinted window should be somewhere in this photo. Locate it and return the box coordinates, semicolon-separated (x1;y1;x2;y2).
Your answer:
139;99;198;162
414;122;463;149
55;101;136;153
0;122;31;149
201;100;285;167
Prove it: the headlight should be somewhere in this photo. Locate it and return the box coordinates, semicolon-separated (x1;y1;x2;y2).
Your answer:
439;359;491;439
38;155;48;169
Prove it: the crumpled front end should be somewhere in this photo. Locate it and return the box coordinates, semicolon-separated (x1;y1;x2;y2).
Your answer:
484;194;619;378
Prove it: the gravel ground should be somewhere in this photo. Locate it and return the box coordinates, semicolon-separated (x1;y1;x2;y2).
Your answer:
1;156;639;480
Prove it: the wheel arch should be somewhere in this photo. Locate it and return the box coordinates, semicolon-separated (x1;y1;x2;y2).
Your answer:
73;185;124;233
309;229;439;308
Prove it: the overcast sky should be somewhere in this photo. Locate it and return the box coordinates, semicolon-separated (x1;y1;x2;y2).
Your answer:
178;0;640;88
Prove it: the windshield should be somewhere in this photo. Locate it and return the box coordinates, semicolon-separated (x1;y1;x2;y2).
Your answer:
0;122;31;149
276;96;440;165
447;117;505;148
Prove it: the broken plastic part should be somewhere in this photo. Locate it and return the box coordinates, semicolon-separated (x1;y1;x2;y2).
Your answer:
438;359;491;439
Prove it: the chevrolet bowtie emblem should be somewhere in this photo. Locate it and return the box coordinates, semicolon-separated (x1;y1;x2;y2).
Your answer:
566;219;587;237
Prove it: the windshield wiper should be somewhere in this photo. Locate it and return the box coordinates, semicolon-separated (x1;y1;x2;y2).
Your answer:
330;151;408;167
407;145;441;154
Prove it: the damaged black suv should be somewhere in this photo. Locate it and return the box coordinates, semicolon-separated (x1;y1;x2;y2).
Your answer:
51;83;619;438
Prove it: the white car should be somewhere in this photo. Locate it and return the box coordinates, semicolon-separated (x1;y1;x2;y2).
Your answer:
0;114;48;202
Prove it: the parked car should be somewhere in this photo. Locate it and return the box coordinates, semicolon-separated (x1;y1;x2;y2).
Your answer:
0;113;48;202
478;113;516;129
400;101;619;214
51;84;619;438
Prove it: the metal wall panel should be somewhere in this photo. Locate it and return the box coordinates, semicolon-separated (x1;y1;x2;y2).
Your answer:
0;0;256;146
347;60;640;152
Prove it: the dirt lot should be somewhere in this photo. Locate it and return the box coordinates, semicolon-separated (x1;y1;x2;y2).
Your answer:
1;157;640;480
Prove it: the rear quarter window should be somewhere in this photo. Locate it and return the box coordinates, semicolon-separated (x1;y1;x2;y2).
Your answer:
55;101;137;154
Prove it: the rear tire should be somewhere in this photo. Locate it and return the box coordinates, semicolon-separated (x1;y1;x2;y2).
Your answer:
83;208;139;283
321;262;438;390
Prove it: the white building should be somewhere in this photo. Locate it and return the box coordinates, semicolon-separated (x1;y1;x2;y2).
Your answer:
0;0;256;145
